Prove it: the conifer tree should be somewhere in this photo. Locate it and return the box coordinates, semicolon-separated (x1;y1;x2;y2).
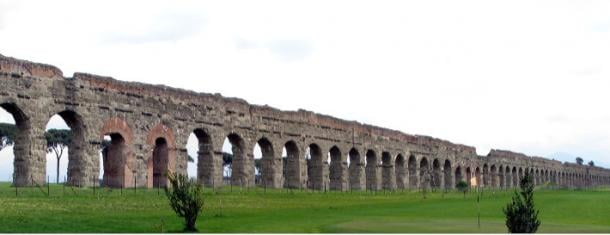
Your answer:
503;171;541;233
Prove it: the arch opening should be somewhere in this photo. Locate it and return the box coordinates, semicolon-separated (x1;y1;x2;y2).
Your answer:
151;138;169;187
0;103;32;186
348;148;363;190
381;152;393;190
431;159;441;189
419;157;430;190
253;137;274;187
408;155;418;188
455;166;464;186
223;133;248;187
365;150;378;190
395;154;406;189
443;160;452;189
188;129;213;186
282;141;299;188
329;146;343;191
101;133;132;188
306;144;323;190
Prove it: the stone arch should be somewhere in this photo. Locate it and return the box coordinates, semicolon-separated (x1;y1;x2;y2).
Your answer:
306;143;324;190
498;165;505;188
431;158;442;189
419;157;430;189
475;166;482;187
511;167;518;187
395;154;407;189
490;165;498;188
482;164;490;188
145;123;176;188
348;147;364;190
408;155;418;188
190;128;214;186
100;117;135;188
254;137;275;187
329;145;345;191
518;167;524;183
0;102;35;186
443;159;452;189
466;167;472;187
381;151;395;190
505;166;512;188
226;133;249;187
455;165;463;186
365;149;378;190
283;140;300;188
45;110;88;186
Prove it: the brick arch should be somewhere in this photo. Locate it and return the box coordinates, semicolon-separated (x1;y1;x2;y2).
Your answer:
145;123;177;188
100;117;134;144
146;123;176;149
99;117;135;188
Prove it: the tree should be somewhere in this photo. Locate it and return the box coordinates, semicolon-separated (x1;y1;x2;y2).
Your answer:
0;123;17;151
187;154;195;163
456;180;469;198
254;158;262;176
588;161;595;167
222;152;233;166
45;129;72;184
503;171;541;233
164;172;204;232
576;157;584;165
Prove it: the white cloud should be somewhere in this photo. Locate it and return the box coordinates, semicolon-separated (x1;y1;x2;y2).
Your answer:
0;0;609;180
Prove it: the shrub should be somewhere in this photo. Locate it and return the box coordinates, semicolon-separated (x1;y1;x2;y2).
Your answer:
456;180;469;198
164;172;204;232
503;171;541;233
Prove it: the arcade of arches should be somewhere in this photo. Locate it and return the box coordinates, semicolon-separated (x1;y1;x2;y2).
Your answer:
1;54;609;189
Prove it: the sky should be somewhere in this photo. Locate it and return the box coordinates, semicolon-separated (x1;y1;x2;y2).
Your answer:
0;0;609;181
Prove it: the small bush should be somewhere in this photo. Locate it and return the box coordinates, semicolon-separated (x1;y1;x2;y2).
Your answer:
503;171;541;233
456;180;469;198
164;172;204;232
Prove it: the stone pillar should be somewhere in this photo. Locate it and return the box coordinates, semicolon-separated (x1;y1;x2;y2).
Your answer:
349;160;365;190
446;169;455;190
395;161;407;189
13;122;46;186
439;167;446;190
409;169;419;189
382;161;395;190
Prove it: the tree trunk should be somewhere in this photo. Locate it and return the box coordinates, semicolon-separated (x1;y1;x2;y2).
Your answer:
185;216;198;232
56;157;60;184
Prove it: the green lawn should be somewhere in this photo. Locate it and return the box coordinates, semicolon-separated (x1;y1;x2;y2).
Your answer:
0;182;609;233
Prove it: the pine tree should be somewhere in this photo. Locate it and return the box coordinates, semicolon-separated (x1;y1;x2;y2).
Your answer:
503;171;541;233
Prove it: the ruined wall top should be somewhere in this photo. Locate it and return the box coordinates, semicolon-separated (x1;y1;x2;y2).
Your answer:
0;54;64;79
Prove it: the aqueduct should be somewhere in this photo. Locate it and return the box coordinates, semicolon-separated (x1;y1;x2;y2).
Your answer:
1;54;609;189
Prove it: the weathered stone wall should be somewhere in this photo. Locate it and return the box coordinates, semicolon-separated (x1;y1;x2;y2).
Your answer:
1;54;609;189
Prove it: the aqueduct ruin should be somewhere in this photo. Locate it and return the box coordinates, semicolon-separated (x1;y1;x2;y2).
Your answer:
1;54;609;190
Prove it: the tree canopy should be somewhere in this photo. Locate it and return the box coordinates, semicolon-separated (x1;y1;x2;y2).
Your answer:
576;157;584;165
0;123;17;151
45;129;71;154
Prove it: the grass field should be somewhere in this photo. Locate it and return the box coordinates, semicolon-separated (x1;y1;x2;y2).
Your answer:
0;182;609;233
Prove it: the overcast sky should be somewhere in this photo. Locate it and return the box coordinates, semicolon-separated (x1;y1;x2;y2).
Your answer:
0;0;609;181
